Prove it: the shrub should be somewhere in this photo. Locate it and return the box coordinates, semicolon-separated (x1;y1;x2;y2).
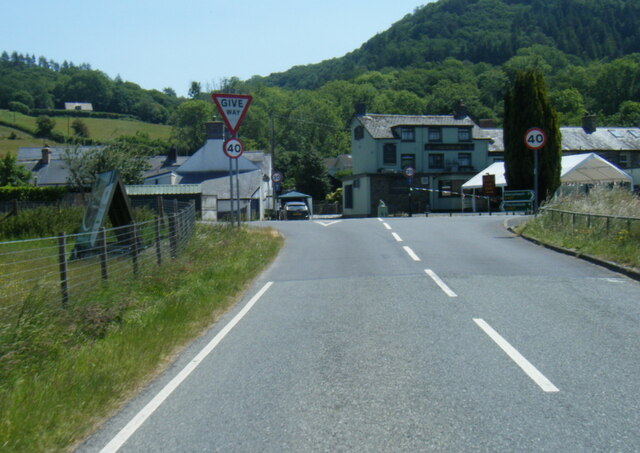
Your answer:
35;116;56;138
8;101;30;115
71;119;89;138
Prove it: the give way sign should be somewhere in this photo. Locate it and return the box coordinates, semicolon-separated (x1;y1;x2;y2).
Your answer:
212;93;252;136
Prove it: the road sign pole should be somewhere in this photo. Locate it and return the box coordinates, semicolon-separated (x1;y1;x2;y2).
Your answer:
229;151;235;226
533;148;539;212
235;157;241;224
524;127;546;213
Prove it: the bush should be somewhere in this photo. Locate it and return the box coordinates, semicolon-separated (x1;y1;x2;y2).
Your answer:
8;101;30;115
0;186;69;202
35;116;56;138
0;205;84;239
71;119;89;138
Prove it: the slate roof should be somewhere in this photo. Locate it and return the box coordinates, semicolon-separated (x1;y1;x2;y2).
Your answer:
177;139;258;173
477;127;640;153
142;154;188;179
200;170;265;199
17;146;100;186
355;114;481;139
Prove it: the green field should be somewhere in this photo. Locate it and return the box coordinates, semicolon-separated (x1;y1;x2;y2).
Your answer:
0;109;172;156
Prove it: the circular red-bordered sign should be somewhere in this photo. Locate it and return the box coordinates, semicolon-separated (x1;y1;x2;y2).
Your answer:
272;171;283;183
223;137;244;159
404;166;415;178
524;128;547;150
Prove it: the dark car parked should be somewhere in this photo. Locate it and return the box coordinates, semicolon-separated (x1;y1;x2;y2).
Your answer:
280;201;309;220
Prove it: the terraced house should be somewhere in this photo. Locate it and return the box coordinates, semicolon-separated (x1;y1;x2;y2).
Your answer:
343;103;492;216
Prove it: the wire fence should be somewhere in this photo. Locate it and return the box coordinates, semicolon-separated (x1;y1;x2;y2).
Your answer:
539;207;640;237
0;199;196;324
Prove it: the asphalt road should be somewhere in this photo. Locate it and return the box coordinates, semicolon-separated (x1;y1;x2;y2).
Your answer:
78;215;640;452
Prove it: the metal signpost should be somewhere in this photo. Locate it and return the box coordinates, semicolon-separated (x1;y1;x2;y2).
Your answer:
524;127;547;212
212;93;252;226
404;166;415;217
272;171;283;217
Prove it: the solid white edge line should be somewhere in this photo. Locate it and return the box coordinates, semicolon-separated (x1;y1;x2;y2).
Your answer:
391;232;403;242
424;269;457;297
383;223;392;230
473;318;559;393
403;246;421;261
99;281;275;453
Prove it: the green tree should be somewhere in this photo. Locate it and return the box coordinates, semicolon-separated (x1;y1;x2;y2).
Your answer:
35;115;56;138
503;69;561;204
8;101;30;115
293;150;331;200
169;100;213;154
549;88;585;125
0;153;31;186
71;119;89;138
63;142;151;191
188;81;201;99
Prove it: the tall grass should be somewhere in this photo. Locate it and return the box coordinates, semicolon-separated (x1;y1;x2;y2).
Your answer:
519;187;640;269
0;224;282;452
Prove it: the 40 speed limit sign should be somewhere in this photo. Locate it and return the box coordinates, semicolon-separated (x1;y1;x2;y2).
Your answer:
223;137;244;159
524;128;547;150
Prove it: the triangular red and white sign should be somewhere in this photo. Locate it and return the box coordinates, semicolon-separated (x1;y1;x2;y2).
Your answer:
212;93;252;136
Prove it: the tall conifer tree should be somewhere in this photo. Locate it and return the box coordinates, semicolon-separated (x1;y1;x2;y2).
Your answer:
503;69;561;204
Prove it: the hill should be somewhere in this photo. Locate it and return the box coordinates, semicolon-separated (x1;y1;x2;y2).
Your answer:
0;109;172;157
258;0;640;90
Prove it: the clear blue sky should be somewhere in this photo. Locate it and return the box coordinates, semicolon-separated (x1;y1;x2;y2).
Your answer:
2;0;433;97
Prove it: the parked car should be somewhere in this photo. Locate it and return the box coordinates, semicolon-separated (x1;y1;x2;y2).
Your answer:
280;201;309;220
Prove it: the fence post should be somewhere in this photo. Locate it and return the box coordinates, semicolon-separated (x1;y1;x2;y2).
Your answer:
606;216;610;234
131;224;139;276
100;227;108;281
169;214;177;259
155;216;162;266
58;233;69;307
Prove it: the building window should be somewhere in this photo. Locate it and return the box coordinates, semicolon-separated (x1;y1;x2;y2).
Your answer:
383;143;397;165
401;154;415;170
458;128;471;142
458;153;472;168
429;153;444;169
344;184;353;209
439;180;462;198
400;127;415;142
619;153;629;168
428;127;442;142
354;125;364;140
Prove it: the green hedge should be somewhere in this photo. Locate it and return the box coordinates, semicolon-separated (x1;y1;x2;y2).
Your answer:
31;109;139;121
0;119;35;136
0;186;69;202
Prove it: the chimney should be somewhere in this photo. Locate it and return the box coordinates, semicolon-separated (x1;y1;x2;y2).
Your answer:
166;147;177;165
354;103;366;117
205;121;229;140
453;99;467;120
582;114;597;134
478;119;496;128
41;146;52;165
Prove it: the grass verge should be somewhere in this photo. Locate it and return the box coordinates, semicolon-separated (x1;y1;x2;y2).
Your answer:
0;224;283;452
517;187;640;270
